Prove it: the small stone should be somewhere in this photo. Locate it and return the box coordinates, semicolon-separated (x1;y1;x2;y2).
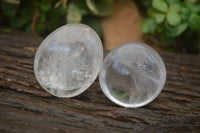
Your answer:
99;42;166;107
34;24;103;97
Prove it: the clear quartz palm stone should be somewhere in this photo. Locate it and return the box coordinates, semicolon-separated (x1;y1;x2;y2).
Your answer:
99;42;166;108
34;24;103;97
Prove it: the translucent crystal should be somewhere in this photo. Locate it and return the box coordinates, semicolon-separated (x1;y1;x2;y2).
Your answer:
34;24;103;97
99;42;166;107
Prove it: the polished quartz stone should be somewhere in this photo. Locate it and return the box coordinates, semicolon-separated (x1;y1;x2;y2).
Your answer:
34;24;103;97
99;42;166;108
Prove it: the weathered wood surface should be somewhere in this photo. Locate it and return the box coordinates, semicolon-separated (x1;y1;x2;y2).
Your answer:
0;30;200;133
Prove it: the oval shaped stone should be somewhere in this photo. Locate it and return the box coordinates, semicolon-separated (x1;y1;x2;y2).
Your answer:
34;24;103;97
99;42;166;107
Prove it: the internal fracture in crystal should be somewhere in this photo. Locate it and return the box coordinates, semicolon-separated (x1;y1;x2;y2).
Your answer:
34;24;103;97
99;42;166;107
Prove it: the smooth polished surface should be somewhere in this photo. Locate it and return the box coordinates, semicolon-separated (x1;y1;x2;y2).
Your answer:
99;42;166;107
34;24;103;97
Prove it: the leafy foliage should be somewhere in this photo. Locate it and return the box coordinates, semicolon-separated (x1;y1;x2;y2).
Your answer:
1;0;200;53
141;0;200;53
0;0;114;37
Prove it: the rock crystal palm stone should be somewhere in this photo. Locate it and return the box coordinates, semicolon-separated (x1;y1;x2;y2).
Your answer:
99;42;166;107
34;24;103;97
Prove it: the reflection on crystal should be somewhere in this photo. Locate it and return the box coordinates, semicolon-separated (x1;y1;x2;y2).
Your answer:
34;24;103;97
99;42;166;108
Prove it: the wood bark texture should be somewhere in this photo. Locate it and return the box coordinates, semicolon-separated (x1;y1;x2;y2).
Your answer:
0;31;200;133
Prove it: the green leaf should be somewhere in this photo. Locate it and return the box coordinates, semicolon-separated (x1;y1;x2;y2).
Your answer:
141;18;157;34
169;3;181;12
86;0;113;16
187;2;200;13
155;13;165;24
147;8;156;16
67;2;82;23
188;13;200;30
167;11;181;26
165;22;188;37
180;7;190;21
86;0;98;15
152;0;168;13
147;8;165;24
174;23;188;36
166;0;179;5
41;4;51;12
74;0;90;15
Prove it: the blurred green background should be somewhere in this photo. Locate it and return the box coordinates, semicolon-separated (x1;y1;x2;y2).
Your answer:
1;0;200;54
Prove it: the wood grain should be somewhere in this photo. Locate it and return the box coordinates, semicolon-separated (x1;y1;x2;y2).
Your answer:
0;30;200;133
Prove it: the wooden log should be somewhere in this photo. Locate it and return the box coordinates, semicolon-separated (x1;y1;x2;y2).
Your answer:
0;30;200;133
